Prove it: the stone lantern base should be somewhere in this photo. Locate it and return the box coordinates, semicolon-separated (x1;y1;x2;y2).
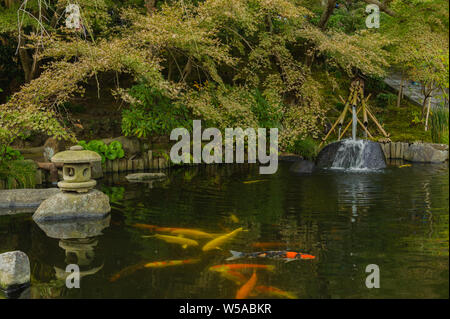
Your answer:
32;189;110;222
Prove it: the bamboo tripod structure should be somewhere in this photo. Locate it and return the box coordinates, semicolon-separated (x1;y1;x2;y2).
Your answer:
320;78;390;147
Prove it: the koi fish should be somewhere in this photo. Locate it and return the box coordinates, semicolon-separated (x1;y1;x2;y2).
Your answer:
229;214;240;223
133;223;159;231
236;271;257;299
398;164;412;168
202;227;244;251
254;285;297;299
143;234;199;248
243;180;268;184
227;250;315;262
170;228;215;239
144;259;199;268
109;261;148;282
209;263;275;272
219;270;248;285
133;223;215;239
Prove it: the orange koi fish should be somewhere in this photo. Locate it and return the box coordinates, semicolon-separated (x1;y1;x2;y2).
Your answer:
109;261;148;282
209;263;275;272
144;259;199;268
236;271;257;299
132;223;159;231
254;285;297;299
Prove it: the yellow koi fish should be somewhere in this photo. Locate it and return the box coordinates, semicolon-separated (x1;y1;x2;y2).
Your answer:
202;227;244;251
399;164;412;168
220;270;248;285
170;228;215;239
143;234;199;248
243;180;268;184
144;259;199;268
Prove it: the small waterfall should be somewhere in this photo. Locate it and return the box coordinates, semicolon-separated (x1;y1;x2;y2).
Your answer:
331;139;370;170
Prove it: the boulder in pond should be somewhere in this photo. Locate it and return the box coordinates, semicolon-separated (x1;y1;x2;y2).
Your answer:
32;189;110;222
316;139;386;170
0;251;30;292
289;160;316;174
404;143;448;163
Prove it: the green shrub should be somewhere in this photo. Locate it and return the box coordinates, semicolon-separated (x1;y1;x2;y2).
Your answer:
376;93;397;108
287;136;319;160
430;107;449;144
251;89;282;128
78;140;125;163
0;160;36;189
121;84;192;138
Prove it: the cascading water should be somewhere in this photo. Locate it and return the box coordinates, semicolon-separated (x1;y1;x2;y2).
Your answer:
331;139;373;170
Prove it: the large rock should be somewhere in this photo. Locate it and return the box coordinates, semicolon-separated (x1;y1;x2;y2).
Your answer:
0;188;61;209
32;189;111;222
404;143;448;163
35;215;111;239
125;172;166;181
0;251;30;292
316;139;386;170
289;160;316;174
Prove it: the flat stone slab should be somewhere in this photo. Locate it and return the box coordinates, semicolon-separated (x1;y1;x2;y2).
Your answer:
0;188;61;209
32;189;111;222
0;251;30;292
125;172;166;181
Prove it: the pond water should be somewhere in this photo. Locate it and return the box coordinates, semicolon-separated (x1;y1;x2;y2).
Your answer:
1;161;448;299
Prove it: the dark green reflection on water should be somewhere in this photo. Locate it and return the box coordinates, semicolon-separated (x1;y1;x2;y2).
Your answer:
0;162;448;299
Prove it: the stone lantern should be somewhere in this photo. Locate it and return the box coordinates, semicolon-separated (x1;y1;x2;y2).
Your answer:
32;145;110;222
51;145;101;193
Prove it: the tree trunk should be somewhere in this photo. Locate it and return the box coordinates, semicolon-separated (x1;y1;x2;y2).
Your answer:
318;0;337;30
424;98;431;131
397;73;404;108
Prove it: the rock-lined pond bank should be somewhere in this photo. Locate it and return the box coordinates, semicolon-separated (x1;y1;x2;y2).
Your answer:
1;139;448;191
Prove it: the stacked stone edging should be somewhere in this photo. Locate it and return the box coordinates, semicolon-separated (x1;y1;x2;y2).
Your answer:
379;142;449;162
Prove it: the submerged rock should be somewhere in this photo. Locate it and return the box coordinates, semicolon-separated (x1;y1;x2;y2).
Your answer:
404;143;448;163
32;189;110;222
0;251;30;292
125;172;166;181
0;188;61;209
289;160;316;174
317;139;386;170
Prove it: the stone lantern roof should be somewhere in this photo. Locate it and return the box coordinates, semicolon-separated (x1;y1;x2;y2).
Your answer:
51;145;101;164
